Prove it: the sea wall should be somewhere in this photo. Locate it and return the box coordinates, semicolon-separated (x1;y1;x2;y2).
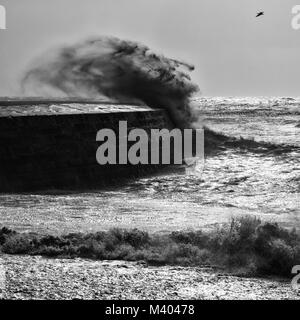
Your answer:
0;101;176;192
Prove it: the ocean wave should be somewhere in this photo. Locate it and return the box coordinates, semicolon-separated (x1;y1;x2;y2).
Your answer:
21;36;199;129
204;127;300;155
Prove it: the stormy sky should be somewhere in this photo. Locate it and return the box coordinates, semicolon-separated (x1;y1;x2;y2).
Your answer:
0;0;299;97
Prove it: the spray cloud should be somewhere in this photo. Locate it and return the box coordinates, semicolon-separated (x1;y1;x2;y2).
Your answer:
22;36;200;128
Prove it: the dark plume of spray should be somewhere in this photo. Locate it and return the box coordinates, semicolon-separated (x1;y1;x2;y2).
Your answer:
21;36;200;128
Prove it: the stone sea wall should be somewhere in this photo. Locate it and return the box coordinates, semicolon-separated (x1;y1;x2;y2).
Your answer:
0;101;175;192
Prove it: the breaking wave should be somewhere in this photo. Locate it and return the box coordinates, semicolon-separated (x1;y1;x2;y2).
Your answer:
21;36;199;129
204;127;299;155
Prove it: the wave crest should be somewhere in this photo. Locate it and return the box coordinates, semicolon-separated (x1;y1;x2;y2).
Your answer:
21;36;200;129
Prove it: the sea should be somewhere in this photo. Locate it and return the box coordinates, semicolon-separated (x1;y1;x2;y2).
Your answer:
0;97;299;235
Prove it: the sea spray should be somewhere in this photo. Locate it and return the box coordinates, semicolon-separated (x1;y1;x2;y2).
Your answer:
22;36;200;129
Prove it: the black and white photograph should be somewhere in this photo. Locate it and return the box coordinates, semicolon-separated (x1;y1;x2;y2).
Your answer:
0;0;299;305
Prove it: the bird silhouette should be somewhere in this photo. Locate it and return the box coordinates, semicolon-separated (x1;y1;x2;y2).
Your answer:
256;12;264;18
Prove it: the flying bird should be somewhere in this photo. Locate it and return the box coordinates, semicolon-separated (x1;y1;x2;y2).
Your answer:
256;12;264;18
